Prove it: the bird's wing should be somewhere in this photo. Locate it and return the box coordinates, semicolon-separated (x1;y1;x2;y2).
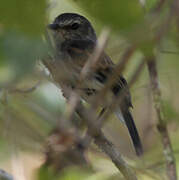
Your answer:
96;53;143;156
95;53;132;108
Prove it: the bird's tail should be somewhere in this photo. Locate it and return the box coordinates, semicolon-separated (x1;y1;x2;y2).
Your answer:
118;109;143;156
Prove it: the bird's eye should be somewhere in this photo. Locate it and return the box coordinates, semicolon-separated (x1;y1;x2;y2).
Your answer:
71;23;80;30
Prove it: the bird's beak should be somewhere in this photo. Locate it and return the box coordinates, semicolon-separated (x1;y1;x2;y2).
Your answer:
48;23;59;30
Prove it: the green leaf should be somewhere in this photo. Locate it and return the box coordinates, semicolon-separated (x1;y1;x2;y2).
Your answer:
0;0;46;36
71;0;144;32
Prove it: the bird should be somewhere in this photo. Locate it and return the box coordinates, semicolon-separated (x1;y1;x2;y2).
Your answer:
47;13;143;156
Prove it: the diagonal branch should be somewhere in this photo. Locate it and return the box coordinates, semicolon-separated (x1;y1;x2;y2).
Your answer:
76;103;137;180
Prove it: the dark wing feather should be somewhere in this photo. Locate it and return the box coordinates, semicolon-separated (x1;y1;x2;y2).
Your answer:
96;54;143;156
122;109;143;156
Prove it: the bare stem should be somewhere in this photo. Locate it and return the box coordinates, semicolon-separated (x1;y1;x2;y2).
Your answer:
147;56;177;180
94;131;137;180
76;103;137;180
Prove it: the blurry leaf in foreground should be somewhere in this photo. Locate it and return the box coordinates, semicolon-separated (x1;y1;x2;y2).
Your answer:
0;31;48;84
72;0;144;32
0;94;54;154
0;0;46;36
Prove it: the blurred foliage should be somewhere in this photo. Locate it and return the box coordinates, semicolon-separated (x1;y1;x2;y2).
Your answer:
0;0;50;161
0;0;179;180
0;0;46;36
70;0;144;32
0;32;48;83
70;0;172;58
0;0;48;85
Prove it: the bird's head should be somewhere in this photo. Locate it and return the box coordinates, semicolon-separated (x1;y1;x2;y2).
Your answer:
48;13;97;43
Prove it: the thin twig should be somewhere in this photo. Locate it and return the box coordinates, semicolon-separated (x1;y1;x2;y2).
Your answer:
145;2;177;179
95;131;137;180
146;56;177;180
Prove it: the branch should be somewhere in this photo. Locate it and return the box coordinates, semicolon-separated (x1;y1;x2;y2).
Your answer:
54;82;138;179
43;68;138;179
146;56;177;180
94;131;137;180
76;103;137;180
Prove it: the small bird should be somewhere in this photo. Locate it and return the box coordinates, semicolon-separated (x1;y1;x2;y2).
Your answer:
47;13;143;156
